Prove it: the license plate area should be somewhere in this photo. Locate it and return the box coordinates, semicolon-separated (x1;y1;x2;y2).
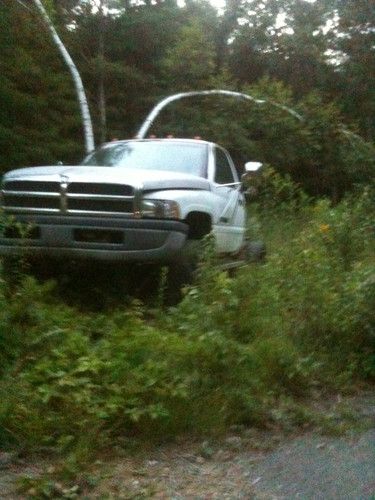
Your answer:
73;229;123;244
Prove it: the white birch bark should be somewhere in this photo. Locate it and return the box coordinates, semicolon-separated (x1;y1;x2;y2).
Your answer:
97;0;107;144
136;90;303;139
32;0;95;153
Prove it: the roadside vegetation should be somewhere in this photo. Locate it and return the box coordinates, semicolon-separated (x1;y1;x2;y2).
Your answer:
0;171;373;488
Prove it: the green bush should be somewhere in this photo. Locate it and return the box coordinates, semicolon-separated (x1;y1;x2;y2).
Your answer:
0;277;260;449
0;188;373;463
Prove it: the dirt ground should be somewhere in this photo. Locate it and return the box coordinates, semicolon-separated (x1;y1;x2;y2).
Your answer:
0;391;374;499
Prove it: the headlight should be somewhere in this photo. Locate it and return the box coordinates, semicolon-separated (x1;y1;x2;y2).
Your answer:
140;199;180;219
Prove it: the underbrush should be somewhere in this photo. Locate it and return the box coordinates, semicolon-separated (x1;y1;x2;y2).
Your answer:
0;179;373;485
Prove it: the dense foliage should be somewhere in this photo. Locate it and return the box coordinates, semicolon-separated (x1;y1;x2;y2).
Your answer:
0;0;374;198
0;177;373;466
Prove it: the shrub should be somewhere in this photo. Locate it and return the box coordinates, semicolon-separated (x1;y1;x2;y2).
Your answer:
0;278;264;450
0;189;373;462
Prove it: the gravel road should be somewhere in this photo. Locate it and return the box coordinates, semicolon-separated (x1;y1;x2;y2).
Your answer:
91;427;374;499
248;429;375;499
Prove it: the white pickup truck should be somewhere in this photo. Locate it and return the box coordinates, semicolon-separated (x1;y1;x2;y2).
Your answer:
0;138;263;292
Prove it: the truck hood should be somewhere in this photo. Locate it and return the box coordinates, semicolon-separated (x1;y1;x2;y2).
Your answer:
3;166;211;192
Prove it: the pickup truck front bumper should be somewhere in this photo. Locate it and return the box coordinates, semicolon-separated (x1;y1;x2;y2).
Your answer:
0;215;188;262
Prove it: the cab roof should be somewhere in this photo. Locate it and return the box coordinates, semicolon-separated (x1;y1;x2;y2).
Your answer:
104;138;215;148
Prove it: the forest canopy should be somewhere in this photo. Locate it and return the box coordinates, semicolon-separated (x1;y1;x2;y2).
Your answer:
0;0;374;198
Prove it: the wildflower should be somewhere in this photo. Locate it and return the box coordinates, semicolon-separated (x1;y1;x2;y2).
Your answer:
319;223;330;233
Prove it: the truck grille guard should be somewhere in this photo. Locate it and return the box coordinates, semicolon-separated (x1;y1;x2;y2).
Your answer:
0;179;142;217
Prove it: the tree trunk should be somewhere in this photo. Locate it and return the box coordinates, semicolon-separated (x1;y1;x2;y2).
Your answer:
32;0;95;153
215;0;242;72
98;0;107;144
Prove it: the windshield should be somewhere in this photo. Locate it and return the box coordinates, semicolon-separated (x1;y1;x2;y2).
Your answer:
81;141;208;177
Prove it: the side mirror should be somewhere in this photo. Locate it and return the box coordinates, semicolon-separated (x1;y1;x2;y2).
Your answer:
241;161;262;183
244;161;262;173
241;162;262;200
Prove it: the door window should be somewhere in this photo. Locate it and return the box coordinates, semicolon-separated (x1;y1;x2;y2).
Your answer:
215;148;235;184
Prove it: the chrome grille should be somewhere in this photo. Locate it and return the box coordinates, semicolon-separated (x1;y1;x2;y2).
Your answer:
1;179;135;216
68;198;133;213
4;180;61;192
3;194;60;210
67;183;134;197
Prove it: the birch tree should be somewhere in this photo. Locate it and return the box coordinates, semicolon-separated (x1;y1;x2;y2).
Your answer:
32;0;95;153
97;0;107;144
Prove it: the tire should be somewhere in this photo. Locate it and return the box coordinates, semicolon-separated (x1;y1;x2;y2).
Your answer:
244;240;266;263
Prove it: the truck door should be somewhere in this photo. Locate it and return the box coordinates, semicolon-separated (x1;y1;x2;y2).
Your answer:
212;146;246;253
